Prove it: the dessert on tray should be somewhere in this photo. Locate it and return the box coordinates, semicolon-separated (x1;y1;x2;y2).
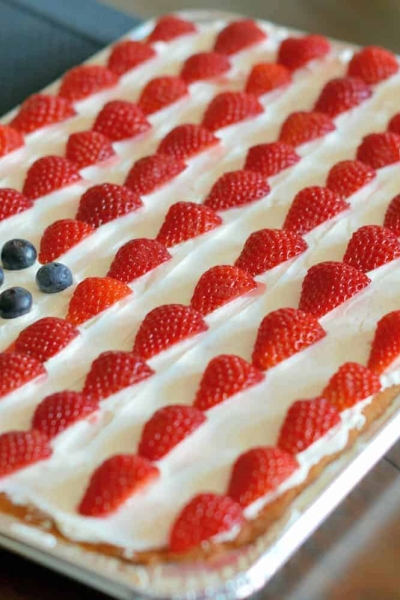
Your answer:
1;12;400;563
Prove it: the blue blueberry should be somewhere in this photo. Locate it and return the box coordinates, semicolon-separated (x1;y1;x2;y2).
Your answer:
0;267;3;287
0;287;33;319
36;262;73;294
1;239;37;270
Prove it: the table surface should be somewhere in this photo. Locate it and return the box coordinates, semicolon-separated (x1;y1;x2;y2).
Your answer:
2;0;400;598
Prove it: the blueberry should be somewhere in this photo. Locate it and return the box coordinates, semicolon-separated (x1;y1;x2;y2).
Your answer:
1;239;37;270
36;262;73;294
0;287;32;319
0;268;3;287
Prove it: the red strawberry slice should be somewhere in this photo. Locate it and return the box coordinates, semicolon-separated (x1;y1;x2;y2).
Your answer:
181;51;230;83
139;404;206;460
278;34;330;71
169;493;244;553
314;76;372;117
252;307;326;370
279;111;335;147
67;277;132;326
202;91;263;131
0;188;33;222
125;153;186;195
245;63;291;96
148;15;197;43
235;228;308;276
83;351;153;402
108;238;171;283
213;19;267;56
368;311;400;374
356;132;400;169
0;430;52;478
388;113;400;136
58;65;118;102
158;124;219;160
92;100;151;141
0;124;24;157
326;159;376;198
384;193;400;235
10;94;75;134
203;169;270;211
107;40;156;76
322;362;382;411
347;46;398;85
138;76;188;115
12;317;79;363
228;446;298;507
65;130;115;169
78;454;159;517
76;183;142;228
283;186;349;236
343;225;400;273
39;218;94;264
194;354;264;410
133;304;208;360
278;397;340;454
32;391;99;438
299;261;371;318
0;353;46;398
22;155;81;200
156;201;222;248
244;142;300;178
190;265;257;315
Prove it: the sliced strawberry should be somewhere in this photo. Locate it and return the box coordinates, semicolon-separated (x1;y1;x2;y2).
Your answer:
133;304;207;360
347;46;398;85
76;183;142;229
108;238;171;283
67;277;132;325
83;351;153;402
138;404;206;460
156;201;222;248
107;40;156;76
283;186;349;235
279;111;335;147
65;130;115;169
58;65;118;102
323;362;382;411
245;62;291;96
78;454;159;517
368;311;400;374
22;155;81;200
326;159;376;198
181;52;230;83
252;307;325;370
244;142;300;178
0;430;52;477
138;76;188;116
228;446;298;507
278;397;340;454
314;76;372;117
39;218;94;263
12;317;79;362
384;193;400;235
343;225;400;273
148;15;197;43
299;261;371;318
388;113;400;136
157;123;219;160
213;19;267;56
125;153;186;196
0;124;24;157
190;265;257;315
203;169;270;211
169;493;244;553
0;353;46;398
32;391;98;438
10;94;75;134
356;132;400;169
194;354;264;410
202;91;263;131
92;100;150;141
278;34;330;71
235;228;308;276
0;188;32;222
